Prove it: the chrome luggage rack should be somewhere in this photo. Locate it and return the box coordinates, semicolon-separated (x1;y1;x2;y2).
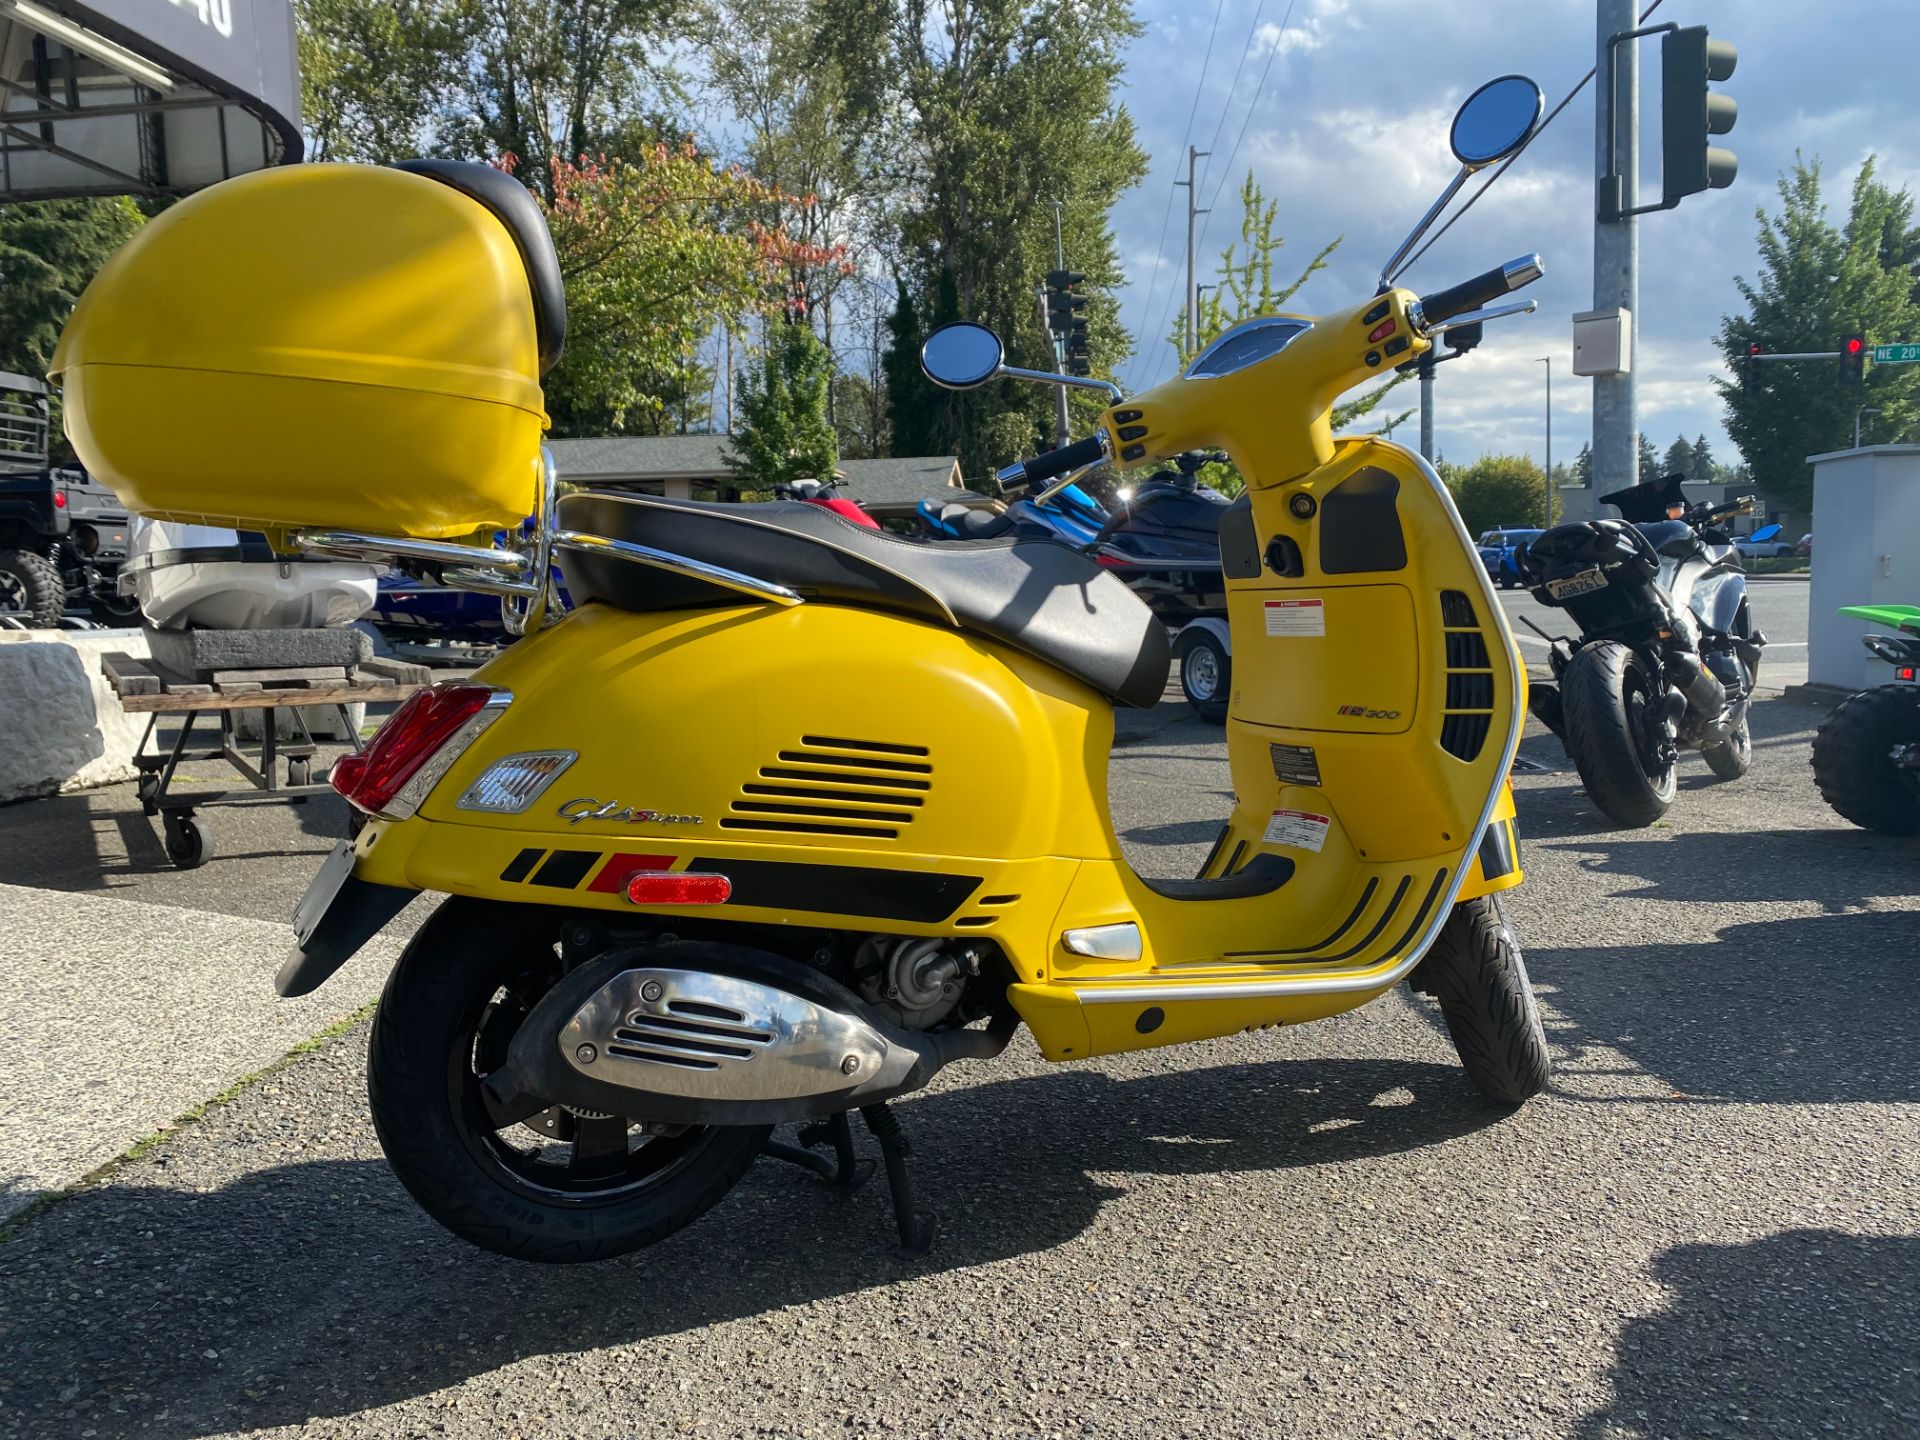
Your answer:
291;448;802;637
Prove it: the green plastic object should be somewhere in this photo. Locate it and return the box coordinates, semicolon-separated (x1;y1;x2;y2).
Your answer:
1838;603;1920;636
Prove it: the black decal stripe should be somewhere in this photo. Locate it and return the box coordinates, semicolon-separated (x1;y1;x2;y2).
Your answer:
1476;820;1518;880
1194;823;1230;881
1384;868;1451;958
500;848;546;884
530;849;601;889
1225;876;1382;961
1313;873;1415;965
690;857;981;923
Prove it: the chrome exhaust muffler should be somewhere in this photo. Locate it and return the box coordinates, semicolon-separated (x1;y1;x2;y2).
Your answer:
482;942;1013;1128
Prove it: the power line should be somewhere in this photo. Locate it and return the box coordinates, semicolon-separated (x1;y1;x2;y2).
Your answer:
1124;0;1229;393
1197;0;1268;184
1395;0;1667;281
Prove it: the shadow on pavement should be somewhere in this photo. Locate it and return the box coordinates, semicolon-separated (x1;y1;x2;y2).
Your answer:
1579;1230;1920;1439
1529;910;1920;1103
1534;827;1919;910
0;1056;1504;1439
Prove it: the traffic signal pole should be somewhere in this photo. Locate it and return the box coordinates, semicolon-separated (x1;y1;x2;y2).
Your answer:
1591;0;1638;494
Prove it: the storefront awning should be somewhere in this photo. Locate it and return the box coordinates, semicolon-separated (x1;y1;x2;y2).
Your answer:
0;0;300;199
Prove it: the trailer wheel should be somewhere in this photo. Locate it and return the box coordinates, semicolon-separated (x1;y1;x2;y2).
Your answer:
163;812;210;870
1177;629;1230;723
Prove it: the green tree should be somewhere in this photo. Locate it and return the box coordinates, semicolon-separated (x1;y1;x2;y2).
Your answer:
1637;432;1660;484
831;371;887;458
1438;454;1556;535
1663;435;1695;478
0;197;144;457
1718;155;1920;511
524;147;814;436
729;317;838;486
295;0;474;161
1573;440;1594;488
1688;432;1717;483
828;0;1145;479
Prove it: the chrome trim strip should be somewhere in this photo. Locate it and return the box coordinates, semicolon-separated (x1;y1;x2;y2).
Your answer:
296;530;531;574
1068;443;1527;1005
553;529;803;607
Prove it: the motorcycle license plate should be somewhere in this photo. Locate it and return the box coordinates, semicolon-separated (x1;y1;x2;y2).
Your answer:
1547;567;1608;600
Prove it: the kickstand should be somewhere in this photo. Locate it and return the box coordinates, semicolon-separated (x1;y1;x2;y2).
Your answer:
860;1102;936;1256
761;1111;874;1192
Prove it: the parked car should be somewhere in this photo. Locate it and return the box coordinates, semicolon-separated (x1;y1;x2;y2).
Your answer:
1733;523;1796;559
1476;527;1543;589
1798;532;1814;558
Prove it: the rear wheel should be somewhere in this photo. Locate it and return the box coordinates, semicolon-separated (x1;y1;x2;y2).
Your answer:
0;548;62;628
1561;640;1676;827
1811;685;1920;835
1177;628;1230;723
1411;896;1550;1107
1702;710;1753;780
368;899;769;1262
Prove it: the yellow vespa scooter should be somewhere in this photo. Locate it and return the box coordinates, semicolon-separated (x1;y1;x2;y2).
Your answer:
52;80;1552;1262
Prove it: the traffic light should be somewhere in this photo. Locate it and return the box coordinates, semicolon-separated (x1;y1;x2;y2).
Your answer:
1064;316;1091;376
1044;269;1085;334
1741;341;1764;388
1661;25;1737;206
1839;334;1866;386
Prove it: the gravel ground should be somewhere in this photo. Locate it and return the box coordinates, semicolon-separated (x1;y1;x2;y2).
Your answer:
2;596;1916;1438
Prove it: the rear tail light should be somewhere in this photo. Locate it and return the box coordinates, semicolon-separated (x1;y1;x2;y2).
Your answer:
330;683;509;819
626;872;732;906
1899;666;1917;683
52;491;66;508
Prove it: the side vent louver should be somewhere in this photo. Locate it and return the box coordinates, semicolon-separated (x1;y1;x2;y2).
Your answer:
1438;589;1493;762
724;736;931;839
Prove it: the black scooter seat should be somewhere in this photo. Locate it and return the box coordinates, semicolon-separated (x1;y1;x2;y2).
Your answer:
557;492;1172;709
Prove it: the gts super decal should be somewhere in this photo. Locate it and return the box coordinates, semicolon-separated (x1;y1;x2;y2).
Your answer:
556;797;702;826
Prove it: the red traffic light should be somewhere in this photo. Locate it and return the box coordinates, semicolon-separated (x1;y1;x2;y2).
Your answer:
1845;337;1865;354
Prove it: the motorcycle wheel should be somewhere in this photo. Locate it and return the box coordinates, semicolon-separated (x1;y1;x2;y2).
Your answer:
368;897;770;1263
1702;710;1753;780
1410;896;1550;1107
1177;629;1230;723
1811;685;1920;835
1561;640;1676;827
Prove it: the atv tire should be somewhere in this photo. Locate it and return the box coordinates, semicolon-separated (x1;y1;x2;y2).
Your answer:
1411;896;1551;1107
1561;640;1676;827
1811;685;1920;835
0;548;62;628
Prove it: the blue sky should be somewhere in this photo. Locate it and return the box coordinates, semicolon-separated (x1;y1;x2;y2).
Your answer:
1107;0;1920;469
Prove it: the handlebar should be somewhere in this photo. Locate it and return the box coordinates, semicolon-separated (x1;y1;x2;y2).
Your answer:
1417;253;1544;329
996;432;1107;493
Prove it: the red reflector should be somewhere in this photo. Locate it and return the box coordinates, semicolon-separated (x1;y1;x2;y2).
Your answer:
1368;318;1397;343
626;871;732;906
1092;552;1133;567
52;491;66;508
330;683;496;816
1899;666;1916;682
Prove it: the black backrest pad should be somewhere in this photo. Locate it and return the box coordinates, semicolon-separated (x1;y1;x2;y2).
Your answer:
394;159;567;375
558;492;1172;709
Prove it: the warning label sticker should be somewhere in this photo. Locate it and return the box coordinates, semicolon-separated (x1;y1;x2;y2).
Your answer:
1268;743;1323;788
1263;809;1331;852
1264;598;1325;636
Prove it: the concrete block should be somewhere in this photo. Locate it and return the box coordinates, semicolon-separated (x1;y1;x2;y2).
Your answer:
0;630;151;803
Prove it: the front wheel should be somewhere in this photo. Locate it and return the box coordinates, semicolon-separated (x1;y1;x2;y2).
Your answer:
1177;628;1230;723
1561;640;1676;827
1410;896;1550;1107
367;898;769;1263
1811;685;1920;835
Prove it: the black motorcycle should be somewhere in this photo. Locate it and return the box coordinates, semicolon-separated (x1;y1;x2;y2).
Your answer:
1517;474;1767;826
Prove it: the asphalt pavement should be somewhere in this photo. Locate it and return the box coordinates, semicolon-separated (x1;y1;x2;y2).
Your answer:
4;579;1918;1439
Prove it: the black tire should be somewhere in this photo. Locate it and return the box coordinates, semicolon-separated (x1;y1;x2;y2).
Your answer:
1561;640;1675;827
162;812;209;869
1811;685;1920;835
1412;896;1550;1107
1702;711;1752;780
367;898;770;1263
1177;629;1230;723
0;548;63;628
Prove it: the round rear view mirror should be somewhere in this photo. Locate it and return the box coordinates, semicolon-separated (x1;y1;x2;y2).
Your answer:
1449;75;1544;169
920;322;1004;390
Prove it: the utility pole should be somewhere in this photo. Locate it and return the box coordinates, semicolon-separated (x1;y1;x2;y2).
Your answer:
1050;201;1071;447
1538;356;1553;521
1592;0;1638;492
1177;145;1210;358
1418;352;1435;461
